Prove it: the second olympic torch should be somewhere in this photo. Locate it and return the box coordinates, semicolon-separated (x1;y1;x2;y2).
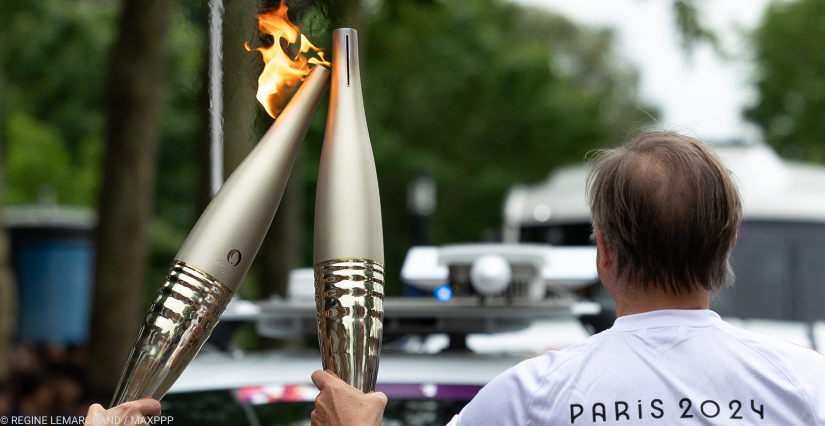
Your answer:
314;28;384;393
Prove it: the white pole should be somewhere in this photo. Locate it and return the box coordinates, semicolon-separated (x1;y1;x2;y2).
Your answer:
208;0;225;197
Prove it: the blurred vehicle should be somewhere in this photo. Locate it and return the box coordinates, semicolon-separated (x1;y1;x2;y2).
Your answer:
163;349;524;426
502;139;825;349
163;244;601;425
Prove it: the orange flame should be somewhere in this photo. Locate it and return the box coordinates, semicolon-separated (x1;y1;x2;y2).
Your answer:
245;0;330;118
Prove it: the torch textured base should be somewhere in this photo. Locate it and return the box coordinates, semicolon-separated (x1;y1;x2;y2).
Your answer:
315;258;385;393
110;261;233;407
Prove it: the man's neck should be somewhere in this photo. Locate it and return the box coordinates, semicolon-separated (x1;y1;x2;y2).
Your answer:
615;285;711;317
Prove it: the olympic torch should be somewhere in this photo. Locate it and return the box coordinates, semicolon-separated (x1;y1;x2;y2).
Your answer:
109;66;328;406
314;28;384;393
110;4;332;403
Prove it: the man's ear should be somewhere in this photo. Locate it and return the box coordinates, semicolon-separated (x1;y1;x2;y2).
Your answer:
595;227;613;270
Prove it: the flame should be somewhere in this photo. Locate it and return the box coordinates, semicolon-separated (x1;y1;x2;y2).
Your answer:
246;0;330;118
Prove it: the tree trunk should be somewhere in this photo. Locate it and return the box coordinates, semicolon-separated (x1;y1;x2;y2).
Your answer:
222;0;261;177
87;0;170;393
195;44;213;217
259;150;304;299
0;76;17;383
0;224;15;383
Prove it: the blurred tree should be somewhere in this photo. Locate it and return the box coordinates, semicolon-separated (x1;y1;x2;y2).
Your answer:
0;0;113;206
87;0;171;393
259;148;306;300
672;0;720;55
193;3;213;218
146;0;210;304
746;0;825;161
297;0;655;293
0;0;114;383
0;0;248;352
0;77;17;384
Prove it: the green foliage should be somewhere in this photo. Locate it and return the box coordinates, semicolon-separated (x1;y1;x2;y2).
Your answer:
148;1;211;299
746;0;825;161
155;1;208;230
0;0;114;205
300;0;655;291
0;0;209;298
4;112;101;205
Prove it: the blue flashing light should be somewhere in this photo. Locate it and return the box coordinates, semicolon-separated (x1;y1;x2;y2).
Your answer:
434;286;452;302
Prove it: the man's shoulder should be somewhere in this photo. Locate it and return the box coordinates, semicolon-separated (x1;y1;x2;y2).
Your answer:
467;332;609;401
503;330;611;383
713;319;825;365
714;320;825;423
714;320;825;403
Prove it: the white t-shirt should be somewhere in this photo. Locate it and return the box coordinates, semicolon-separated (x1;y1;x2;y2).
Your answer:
447;309;825;425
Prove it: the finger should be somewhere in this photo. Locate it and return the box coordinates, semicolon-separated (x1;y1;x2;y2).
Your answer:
310;409;323;426
121;398;162;418
311;370;333;390
324;369;340;380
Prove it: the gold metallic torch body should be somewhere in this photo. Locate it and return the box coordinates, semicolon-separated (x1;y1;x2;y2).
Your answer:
314;29;385;393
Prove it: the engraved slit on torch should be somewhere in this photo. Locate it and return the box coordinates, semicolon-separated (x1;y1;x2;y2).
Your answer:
315;258;384;393
110;262;233;406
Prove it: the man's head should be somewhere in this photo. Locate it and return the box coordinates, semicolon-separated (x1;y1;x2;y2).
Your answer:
587;131;742;297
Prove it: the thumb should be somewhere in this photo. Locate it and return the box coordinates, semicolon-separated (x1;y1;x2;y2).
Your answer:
85;405;105;426
87;403;105;416
368;391;388;406
311;370;339;391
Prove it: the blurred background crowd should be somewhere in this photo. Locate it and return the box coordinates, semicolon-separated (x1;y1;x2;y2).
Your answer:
0;0;823;418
